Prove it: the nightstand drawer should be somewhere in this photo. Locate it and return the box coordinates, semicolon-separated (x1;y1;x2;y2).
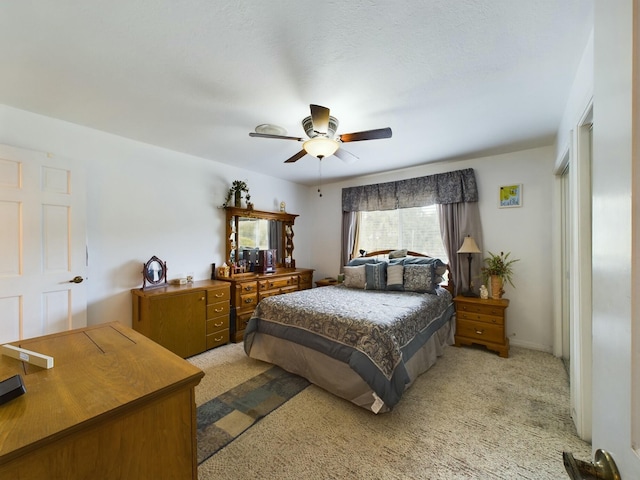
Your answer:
456;302;505;317
458;310;504;326
456;319;504;344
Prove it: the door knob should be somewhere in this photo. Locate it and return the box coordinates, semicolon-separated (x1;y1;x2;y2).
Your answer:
69;276;84;284
563;449;621;480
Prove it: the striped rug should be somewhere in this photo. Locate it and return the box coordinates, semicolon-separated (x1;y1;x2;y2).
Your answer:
196;365;310;464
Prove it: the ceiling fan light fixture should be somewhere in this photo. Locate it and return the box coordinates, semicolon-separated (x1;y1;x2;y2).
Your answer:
255;124;287;136
303;137;339;158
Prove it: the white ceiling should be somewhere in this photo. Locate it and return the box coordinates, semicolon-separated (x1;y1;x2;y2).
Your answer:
0;1;593;186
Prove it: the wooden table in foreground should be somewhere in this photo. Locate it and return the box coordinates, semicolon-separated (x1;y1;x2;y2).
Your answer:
0;322;204;479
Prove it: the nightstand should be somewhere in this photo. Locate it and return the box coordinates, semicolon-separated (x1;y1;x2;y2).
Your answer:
453;296;510;358
315;277;339;287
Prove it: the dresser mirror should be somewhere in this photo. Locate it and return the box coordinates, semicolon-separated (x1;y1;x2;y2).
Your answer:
224;207;298;268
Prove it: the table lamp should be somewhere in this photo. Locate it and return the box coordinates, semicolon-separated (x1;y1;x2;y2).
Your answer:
457;235;481;297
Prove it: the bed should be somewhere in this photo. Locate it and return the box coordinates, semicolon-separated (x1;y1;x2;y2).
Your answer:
243;250;456;413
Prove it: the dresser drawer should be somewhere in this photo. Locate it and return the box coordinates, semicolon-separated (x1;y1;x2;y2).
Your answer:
298;272;313;288
456;319;504;345
237;281;258;294
235;310;253;334
206;329;229;349
259;276;297;291
207;287;229;304
238;292;257;311
458;310;504;326
206;301;230;319
206;316;229;334
259;285;298;300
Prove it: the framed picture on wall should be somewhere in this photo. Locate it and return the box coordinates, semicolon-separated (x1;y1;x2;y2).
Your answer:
499;184;522;208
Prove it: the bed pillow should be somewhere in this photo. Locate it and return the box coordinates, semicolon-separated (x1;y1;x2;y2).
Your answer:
402;256;448;276
343;265;366;289
386;264;404;291
346;257;381;266
365;262;387;290
388;249;408;259
403;264;437;294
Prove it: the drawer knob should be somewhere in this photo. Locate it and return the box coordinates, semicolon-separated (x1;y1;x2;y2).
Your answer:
475;329;484;335
215;292;224;298
214;321;223;327
244;298;254;304
244;286;252;291
214;336;223;341
215;307;224;313
200;297;205;301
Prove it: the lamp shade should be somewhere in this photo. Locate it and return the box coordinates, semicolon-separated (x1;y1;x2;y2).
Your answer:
303;137;339;158
457;236;481;254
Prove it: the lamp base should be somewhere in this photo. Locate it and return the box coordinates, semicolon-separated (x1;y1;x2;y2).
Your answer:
461;290;478;297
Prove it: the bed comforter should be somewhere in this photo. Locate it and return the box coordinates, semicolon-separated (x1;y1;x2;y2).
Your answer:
244;284;454;411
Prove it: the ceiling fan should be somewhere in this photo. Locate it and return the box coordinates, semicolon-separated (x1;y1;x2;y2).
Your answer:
249;104;392;164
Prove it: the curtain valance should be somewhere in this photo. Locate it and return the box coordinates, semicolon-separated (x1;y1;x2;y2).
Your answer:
341;168;478;212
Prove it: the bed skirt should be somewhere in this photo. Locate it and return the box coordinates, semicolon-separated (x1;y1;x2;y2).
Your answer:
245;315;456;413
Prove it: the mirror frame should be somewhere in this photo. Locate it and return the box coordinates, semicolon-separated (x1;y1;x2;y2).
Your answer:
224;207;298;269
142;255;167;289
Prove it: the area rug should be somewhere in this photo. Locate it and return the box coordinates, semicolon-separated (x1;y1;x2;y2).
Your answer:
196;365;310;464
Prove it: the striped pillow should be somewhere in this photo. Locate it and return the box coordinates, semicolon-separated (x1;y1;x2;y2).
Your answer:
365;262;387;290
386;264;404;291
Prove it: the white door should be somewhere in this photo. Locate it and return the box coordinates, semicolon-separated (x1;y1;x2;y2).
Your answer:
0;143;87;343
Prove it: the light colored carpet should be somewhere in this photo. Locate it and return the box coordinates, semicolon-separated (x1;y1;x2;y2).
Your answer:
189;343;590;479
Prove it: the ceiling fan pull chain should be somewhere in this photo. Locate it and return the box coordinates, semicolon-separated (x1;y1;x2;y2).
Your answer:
318;158;323;197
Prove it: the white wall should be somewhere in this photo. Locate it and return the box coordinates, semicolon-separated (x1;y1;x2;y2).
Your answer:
0;104;313;328
1;103;560;352
309;146;556;351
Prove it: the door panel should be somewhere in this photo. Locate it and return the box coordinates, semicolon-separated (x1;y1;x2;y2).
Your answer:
0;144;87;343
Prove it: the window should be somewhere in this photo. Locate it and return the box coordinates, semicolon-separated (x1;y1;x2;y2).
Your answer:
358;205;448;262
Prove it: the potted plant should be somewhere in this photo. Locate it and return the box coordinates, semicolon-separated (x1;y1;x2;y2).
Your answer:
222;180;249;208
481;251;519;299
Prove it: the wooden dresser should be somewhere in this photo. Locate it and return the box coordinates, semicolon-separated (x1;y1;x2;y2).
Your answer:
453;296;510;358
218;268;313;342
0;322;204;479
131;279;230;357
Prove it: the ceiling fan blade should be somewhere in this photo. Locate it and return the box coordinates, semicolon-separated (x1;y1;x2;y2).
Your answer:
339;127;392;143
284;149;307;163
249;132;304;141
334;148;359;164
310;104;330;134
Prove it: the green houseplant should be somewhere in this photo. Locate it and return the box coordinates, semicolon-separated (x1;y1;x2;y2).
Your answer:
222;180;249;208
481;251;519;299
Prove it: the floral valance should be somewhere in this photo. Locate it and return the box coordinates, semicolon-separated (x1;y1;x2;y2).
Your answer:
342;168;478;212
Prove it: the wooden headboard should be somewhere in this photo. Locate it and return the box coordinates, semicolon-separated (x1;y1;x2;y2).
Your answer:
362;249;454;295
